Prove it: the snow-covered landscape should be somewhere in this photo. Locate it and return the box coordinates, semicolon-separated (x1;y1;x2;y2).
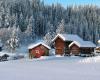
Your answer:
0;56;100;80
0;0;100;80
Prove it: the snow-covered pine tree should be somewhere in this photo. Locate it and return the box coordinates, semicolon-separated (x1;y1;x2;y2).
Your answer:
43;32;53;46
7;24;19;53
24;22;33;44
43;22;55;46
56;19;65;34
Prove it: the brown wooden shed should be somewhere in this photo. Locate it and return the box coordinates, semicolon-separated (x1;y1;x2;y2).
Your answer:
69;41;96;55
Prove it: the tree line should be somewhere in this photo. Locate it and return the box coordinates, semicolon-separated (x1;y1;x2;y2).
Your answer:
0;0;100;51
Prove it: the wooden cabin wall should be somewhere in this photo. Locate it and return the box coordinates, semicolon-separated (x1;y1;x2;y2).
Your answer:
29;45;49;59
55;37;65;55
70;44;80;55
80;48;94;54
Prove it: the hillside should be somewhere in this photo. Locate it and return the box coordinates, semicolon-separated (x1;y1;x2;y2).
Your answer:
0;0;99;49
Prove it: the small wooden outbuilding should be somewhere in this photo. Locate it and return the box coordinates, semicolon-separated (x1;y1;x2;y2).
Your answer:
28;42;51;58
69;41;96;56
0;53;9;61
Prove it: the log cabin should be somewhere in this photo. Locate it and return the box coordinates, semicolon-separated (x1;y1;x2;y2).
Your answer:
28;42;51;58
69;41;96;56
52;34;84;56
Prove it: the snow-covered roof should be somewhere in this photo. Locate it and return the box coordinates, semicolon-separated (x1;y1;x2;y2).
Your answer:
98;40;100;44
52;34;84;42
96;46;100;49
0;52;16;56
69;41;96;48
28;42;51;49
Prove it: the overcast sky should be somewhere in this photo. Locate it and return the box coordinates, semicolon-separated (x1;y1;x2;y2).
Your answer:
42;0;100;7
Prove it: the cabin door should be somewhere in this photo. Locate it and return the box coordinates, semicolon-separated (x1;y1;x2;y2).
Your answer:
56;49;64;55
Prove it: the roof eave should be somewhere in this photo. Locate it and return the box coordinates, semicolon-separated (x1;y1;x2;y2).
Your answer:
28;43;51;50
52;34;65;42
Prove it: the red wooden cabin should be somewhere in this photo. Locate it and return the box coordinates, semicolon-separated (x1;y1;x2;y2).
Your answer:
28;42;51;58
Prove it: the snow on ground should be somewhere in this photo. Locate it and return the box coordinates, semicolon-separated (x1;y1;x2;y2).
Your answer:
0;56;100;80
79;56;100;63
4;46;29;57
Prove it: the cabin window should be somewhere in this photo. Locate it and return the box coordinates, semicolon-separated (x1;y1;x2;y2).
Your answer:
35;50;40;54
40;46;44;50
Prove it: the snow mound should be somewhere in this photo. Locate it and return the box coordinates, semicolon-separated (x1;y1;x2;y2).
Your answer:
28;55;64;61
79;56;100;63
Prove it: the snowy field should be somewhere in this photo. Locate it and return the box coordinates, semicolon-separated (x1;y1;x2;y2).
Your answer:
0;56;100;80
